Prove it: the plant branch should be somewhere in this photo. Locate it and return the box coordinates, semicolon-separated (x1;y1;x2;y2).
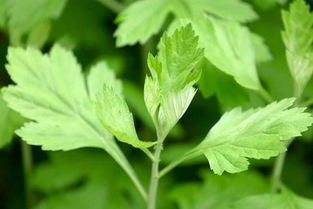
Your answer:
98;0;124;14
258;87;273;103
271;140;293;192
147;132;165;209
158;150;197;178
142;148;155;162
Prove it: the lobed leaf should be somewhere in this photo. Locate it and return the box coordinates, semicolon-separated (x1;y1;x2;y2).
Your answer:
114;0;257;47
96;85;154;148
144;25;203;137
282;0;313;97
3;45;143;195
194;98;313;175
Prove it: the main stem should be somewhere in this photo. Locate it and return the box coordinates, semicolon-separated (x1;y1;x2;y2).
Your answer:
147;134;164;209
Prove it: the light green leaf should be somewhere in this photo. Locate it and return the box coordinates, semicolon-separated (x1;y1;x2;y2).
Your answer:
144;25;203;137
234;188;313;209
182;0;258;23
251;33;273;63
114;0;173;46
0;92;25;147
282;0;313;97
114;0;257;46
0;0;67;45
87;61;122;101
194;98;313;175
198;61;249;109
194;17;261;90
3;45;145;197
96;85;154;148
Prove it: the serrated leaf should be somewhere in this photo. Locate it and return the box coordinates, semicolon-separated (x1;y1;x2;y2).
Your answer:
144;25;203;137
3;45;144;196
114;0;257;47
114;0;173;46
282;0;313;97
96;85;154;148
194;17;261;90
198;61;249;109
251;33;273;63
87;61;122;101
178;0;258;23
193;98;313;175
233;188;313;209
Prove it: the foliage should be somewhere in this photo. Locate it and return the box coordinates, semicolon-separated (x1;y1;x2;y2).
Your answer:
1;0;313;209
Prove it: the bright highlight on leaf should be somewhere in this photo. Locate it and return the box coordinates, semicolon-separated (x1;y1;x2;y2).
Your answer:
96;85;155;148
3;45;145;197
194;98;313;175
282;0;313;97
144;24;203;137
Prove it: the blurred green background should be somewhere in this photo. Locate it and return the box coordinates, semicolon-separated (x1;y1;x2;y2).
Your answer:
0;0;313;208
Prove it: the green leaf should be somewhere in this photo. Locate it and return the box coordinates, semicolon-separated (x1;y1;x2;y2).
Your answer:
194;17;261;90
178;0;258;23
96;85;154;148
251;33;273;63
144;25;203;137
87;61;122;101
170;171;268;209
0;0;67;45
114;0;173;46
3;45;145;197
194;98;313;175
123;80;185;139
0;92;25;148
114;0;257;46
198;61;249;109
282;0;313;97
233;188;313;209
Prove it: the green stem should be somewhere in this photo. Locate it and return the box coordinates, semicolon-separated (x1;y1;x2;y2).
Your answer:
98;0;124;13
142;148;155;162
147;133;165;209
271;138;294;192
158;150;197;178
258;87;273;103
21;141;33;209
271;151;286;192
